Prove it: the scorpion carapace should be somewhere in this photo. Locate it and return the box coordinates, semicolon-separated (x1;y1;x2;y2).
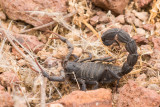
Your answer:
41;28;138;91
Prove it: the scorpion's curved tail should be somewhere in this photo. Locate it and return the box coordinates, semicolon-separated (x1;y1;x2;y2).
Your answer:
101;28;138;76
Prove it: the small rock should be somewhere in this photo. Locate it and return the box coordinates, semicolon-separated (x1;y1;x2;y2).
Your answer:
44;57;62;68
0;11;6;20
118;80;160;107
92;0;129;14
121;25;133;33
0;85;14;107
12;33;44;59
150;37;160;51
96;11;106;16
133;34;149;44
132;10;149;21
0;71;20;88
49;88;112;107
72;47;83;58
97;11;110;23
96;24;105;31
133;18;142;27
147;84;160;91
106;21;121;28
125;11;136;24
90;15;99;26
14;33;44;53
148;50;160;72
142;24;155;31
134;0;152;8
115;15;125;24
136;28;146;35
52;47;68;59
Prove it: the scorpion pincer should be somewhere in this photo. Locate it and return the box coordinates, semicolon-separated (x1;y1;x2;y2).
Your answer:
41;28;138;91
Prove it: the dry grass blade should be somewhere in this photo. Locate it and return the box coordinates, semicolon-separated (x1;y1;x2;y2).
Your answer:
0;38;7;56
40;77;46;107
18;85;31;107
148;0;160;23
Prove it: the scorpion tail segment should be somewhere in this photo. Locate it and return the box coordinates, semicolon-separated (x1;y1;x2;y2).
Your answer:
101;28;117;46
125;39;137;54
101;28;138;76
117;29;131;43
127;54;138;66
119;62;133;76
120;37;138;76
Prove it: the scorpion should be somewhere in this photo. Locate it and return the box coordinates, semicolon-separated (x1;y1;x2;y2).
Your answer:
40;28;138;91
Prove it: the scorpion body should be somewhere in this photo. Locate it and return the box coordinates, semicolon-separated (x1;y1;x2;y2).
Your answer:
66;61;121;83
41;28;138;91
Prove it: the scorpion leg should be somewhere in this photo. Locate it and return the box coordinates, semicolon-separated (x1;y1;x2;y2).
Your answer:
71;54;79;62
42;70;65;82
79;52;92;63
86;81;99;90
107;69;121;79
77;79;86;91
116;79;119;92
90;57;115;62
107;69;120;91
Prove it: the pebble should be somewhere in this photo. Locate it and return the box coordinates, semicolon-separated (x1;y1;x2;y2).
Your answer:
136;28;146;35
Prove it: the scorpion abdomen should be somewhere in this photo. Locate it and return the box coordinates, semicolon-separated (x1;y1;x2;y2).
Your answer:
66;62;106;81
66;61;121;84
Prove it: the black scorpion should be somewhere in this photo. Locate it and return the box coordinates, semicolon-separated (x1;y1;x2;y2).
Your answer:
41;28;138;91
